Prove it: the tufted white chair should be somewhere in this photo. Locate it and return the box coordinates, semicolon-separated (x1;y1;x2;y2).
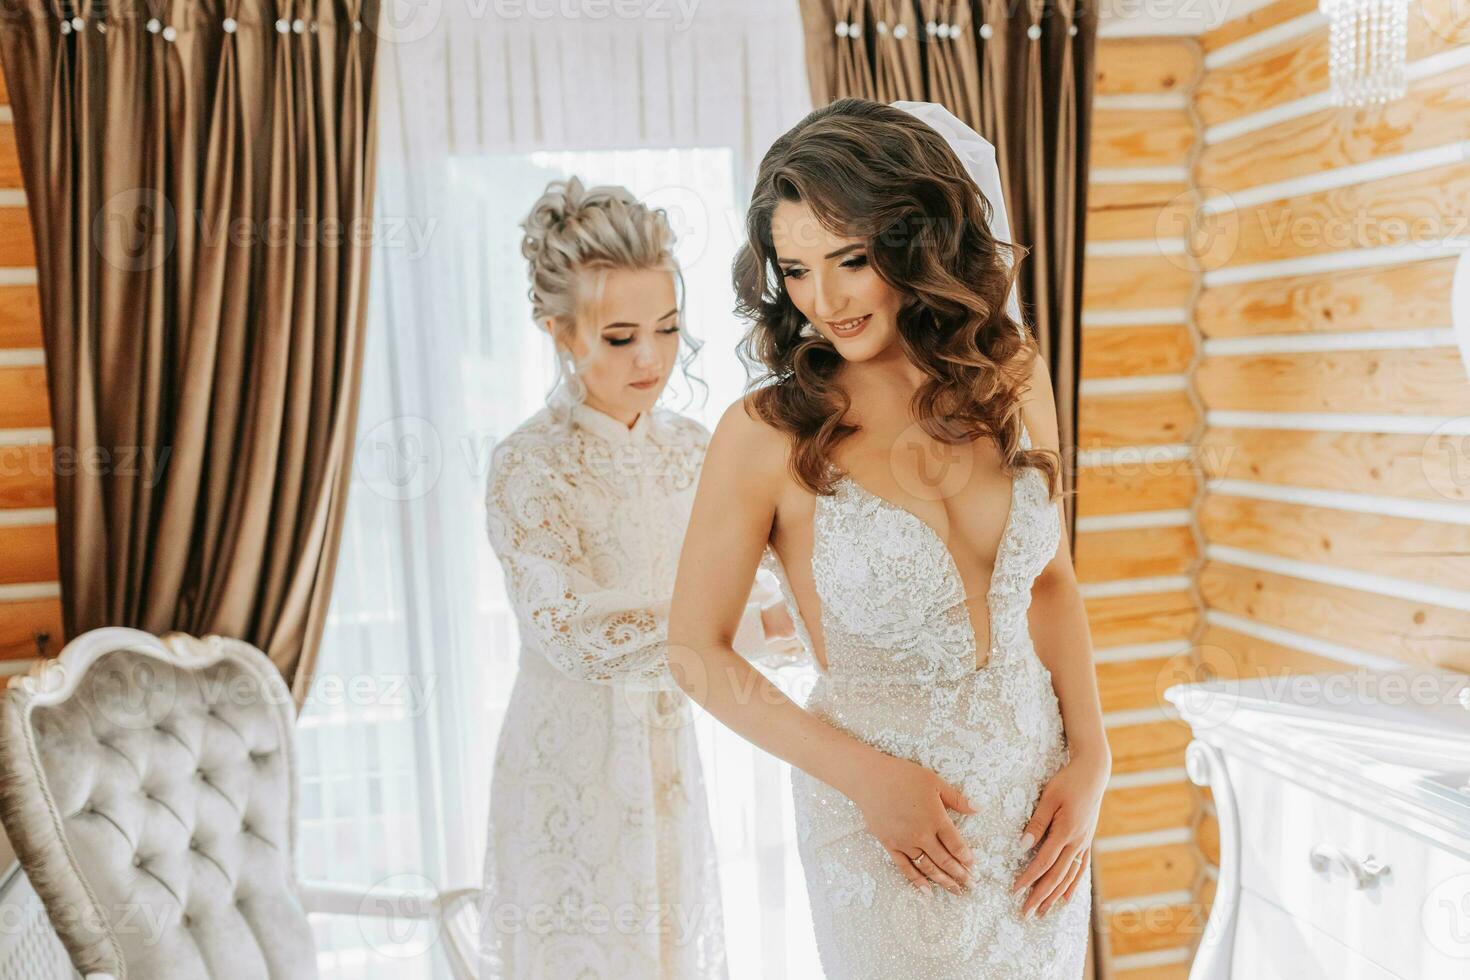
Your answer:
0;627;460;979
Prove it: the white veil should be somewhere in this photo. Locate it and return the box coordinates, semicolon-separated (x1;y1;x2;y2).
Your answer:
890;101;1025;334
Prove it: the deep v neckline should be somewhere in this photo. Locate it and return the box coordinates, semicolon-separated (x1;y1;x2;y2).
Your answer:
828;461;1022;672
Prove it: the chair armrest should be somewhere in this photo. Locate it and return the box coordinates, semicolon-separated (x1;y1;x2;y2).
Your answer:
296;879;440;920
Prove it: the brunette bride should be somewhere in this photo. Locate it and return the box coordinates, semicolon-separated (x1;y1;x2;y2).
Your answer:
478;176;800;979
668;100;1109;978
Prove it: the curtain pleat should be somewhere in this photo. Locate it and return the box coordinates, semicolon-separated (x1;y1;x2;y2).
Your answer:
0;0;380;710
797;0;1100;974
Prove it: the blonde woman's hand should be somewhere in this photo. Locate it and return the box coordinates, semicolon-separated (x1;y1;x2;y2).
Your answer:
848;754;979;896
760;601;797;640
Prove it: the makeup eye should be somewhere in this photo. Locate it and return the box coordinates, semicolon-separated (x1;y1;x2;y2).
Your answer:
841;254;868;269
780;267;806;280
605;335;634;347
657;325;681;335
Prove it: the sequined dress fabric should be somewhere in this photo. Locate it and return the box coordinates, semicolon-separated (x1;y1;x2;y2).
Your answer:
760;420;1092;979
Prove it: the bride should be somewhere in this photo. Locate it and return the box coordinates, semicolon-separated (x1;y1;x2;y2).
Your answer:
479;176;799;978
668;100;1109;978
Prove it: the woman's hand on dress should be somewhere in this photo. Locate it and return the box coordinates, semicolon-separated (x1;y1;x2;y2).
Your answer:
850;755;979;897
1011;749;1110;918
760;601;797;640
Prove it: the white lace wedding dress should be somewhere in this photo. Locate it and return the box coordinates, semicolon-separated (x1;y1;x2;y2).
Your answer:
759;417;1093;979
480;388;793;980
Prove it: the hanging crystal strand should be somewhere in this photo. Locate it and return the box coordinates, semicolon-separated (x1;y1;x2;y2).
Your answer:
1321;0;1407;107
1356;0;1371;103
1388;0;1408;101
1358;0;1370;103
1365;0;1378;103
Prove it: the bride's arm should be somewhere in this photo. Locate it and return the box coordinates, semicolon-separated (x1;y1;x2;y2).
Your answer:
1019;356;1110;769
669;397;977;896
1014;354;1111;918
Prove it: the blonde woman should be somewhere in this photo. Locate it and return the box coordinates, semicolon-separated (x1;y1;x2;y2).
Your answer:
479;177;798;979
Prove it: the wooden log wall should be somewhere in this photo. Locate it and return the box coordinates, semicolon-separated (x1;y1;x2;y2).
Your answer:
0;66;54;872
1085;0;1470;975
1084;34;1205;979
0;72;58;673
1189;0;1470;967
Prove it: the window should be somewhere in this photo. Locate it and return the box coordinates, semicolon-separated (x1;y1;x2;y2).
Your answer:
298;145;820;979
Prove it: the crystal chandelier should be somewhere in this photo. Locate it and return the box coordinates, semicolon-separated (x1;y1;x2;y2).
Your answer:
1319;0;1409;106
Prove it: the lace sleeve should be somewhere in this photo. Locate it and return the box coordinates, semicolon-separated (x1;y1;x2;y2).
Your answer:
485;437;678;691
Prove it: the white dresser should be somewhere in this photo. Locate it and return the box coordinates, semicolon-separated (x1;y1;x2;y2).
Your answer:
1165;665;1470;979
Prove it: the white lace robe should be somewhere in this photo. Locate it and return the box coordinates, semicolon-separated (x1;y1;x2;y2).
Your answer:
479;390;793;979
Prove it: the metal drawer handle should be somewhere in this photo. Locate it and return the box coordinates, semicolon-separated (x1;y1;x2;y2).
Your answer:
1308;843;1391;889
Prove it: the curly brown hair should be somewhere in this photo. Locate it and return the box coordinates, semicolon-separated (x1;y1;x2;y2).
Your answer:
734;98;1060;500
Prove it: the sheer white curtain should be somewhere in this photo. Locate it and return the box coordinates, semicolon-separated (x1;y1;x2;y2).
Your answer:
295;3;818;977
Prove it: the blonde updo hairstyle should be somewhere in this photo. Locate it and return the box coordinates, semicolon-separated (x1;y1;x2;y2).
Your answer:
520;176;703;408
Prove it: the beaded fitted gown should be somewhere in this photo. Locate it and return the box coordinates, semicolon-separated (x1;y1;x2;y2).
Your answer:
759;418;1092;979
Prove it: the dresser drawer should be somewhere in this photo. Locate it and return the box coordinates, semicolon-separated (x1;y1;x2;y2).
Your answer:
1229;757;1470;979
1230;887;1404;980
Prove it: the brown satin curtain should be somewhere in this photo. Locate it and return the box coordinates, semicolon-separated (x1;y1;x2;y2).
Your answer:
0;0;380;711
799;1;1103;975
800;0;1095;549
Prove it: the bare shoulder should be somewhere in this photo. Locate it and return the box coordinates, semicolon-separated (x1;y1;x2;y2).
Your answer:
704;392;791;490
1016;347;1060;454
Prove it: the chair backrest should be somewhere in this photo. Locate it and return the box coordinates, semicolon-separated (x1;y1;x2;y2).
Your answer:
0;628;317;979
0;861;75;979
